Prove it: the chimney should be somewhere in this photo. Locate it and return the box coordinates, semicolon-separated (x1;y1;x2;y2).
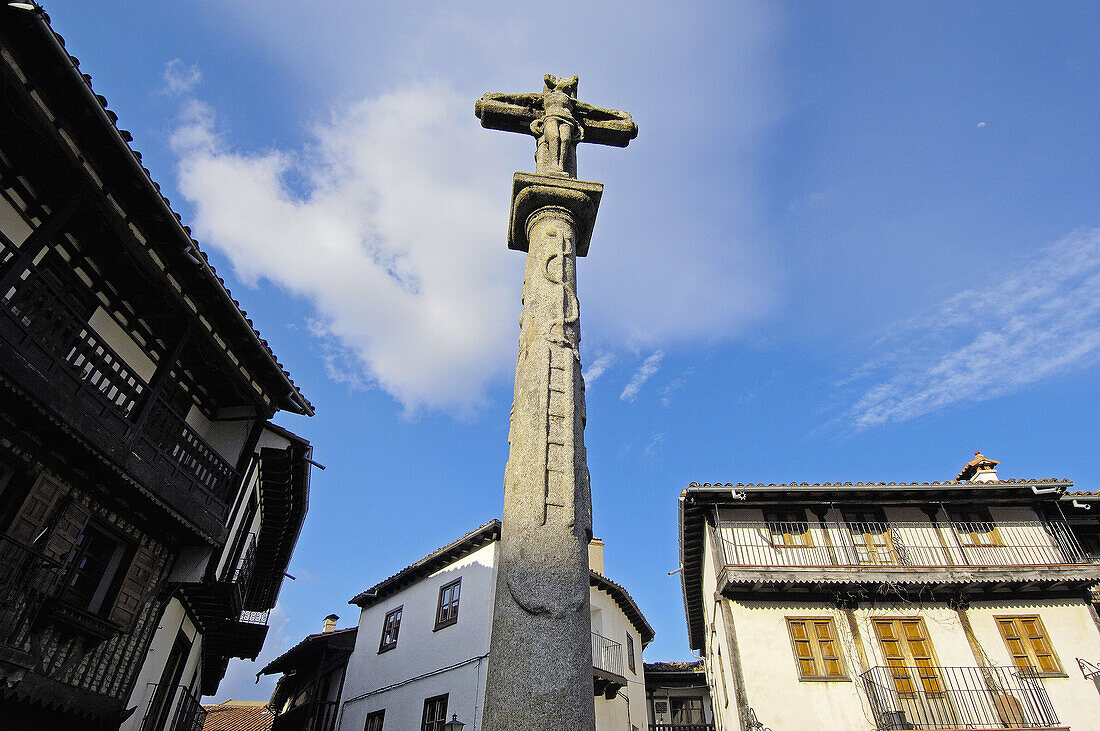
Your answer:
955;451;1000;483
588;538;604;575
322;614;339;633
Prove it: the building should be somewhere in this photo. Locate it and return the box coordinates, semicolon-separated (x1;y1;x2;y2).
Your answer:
258;615;357;731
262;521;652;731
0;4;314;729
679;454;1100;731
643;660;715;730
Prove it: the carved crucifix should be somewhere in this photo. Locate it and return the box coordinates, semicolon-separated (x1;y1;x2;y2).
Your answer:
477;76;637;731
476;74;637;178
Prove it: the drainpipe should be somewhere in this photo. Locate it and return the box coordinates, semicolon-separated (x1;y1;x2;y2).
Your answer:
1031;485;1062;495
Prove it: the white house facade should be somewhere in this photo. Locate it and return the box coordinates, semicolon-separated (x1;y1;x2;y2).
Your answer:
329;521;653;731
679;455;1100;731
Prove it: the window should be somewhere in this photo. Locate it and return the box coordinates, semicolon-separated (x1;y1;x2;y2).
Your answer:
61;522;126;613
364;709;385;731
765;508;812;547
786;618;846;680
951;507;1002;547
996;616;1063;676
872;618;943;695
670;697;705;724
142;631;192;731
421;694;448;731
378;606;402;652
435;578;460;630
626;633;636;673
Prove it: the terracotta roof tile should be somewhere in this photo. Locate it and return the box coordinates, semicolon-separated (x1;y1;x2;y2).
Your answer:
202;701;274;731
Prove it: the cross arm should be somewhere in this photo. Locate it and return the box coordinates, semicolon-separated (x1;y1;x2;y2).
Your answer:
475;92;543;136
574;102;638;148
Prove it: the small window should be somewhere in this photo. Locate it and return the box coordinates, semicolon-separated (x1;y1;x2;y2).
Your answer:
435;578;461;630
670;697;705;724
787;617;847;680
421;694;448;731
62;523;127;614
996;615;1063;676
765;508;812;547
378;606;402;653
364;709;385;731
626;633;636;673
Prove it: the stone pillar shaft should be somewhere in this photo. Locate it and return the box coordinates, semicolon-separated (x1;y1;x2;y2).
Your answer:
482;204;595;731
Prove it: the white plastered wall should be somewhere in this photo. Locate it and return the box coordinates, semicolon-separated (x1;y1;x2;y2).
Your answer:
591;585;646;731
120;598;203;731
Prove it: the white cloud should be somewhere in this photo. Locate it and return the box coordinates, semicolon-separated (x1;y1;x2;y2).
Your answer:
583;353;615;384
620;350;665;402
171;89;517;413
161;59;201;95
977;121;987;128
845;228;1100;427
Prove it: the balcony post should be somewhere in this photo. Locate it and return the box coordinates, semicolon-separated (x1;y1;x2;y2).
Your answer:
0;192;83;294
125;327;191;444
810;506;839;565
921;505;956;566
941;502;971;566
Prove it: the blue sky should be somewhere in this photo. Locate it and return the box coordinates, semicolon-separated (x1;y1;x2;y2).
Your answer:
39;0;1100;699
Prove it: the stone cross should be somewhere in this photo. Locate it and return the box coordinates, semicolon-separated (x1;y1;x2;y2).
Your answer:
476;76;636;731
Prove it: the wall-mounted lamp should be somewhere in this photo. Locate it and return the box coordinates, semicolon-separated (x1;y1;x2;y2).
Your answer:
442;715;465;731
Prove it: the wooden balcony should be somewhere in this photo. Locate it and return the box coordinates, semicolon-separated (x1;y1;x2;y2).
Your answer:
0;260;237;538
716;519;1100;596
860;665;1062;730
271;700;337;731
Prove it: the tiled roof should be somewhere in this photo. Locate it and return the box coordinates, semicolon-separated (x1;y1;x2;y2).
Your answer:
258;627;358;677
5;7;310;415
645;660;704;673
690;478;1069;490
590;570;655;644
349;520;502;607
202;701;274;731
956;451;1000;481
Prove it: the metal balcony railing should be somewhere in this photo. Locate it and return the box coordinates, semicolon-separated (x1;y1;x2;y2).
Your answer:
651;726;716;731
0;534;66;650
0;261;237;506
718;520;1091;569
141;684;207;731
860;665;1059;730
592;631;624;677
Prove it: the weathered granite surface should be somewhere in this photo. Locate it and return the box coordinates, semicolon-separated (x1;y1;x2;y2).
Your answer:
477;75;635;731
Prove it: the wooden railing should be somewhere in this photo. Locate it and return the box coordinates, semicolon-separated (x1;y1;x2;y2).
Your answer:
0;533;65;651
0;261;237;514
718;519;1091;569
272;700;337;731
860;665;1059;730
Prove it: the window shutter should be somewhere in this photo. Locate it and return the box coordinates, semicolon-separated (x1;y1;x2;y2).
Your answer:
0;472;64;583
109;539;160;630
43;499;91;563
5;472;64;545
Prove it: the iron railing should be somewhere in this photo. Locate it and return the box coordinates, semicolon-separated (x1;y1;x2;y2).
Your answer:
0;261;237;504
718;520;1091;569
592;631;624;677
142;684;207;731
272;700;338;731
0;533;66;650
860;665;1059;730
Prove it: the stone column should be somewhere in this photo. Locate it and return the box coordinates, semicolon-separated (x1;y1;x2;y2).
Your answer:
481;175;602;731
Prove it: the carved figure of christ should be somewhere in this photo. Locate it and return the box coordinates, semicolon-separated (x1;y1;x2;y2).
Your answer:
476;74;638;178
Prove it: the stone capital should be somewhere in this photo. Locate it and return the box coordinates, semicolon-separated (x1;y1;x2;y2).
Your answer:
508;172;603;257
